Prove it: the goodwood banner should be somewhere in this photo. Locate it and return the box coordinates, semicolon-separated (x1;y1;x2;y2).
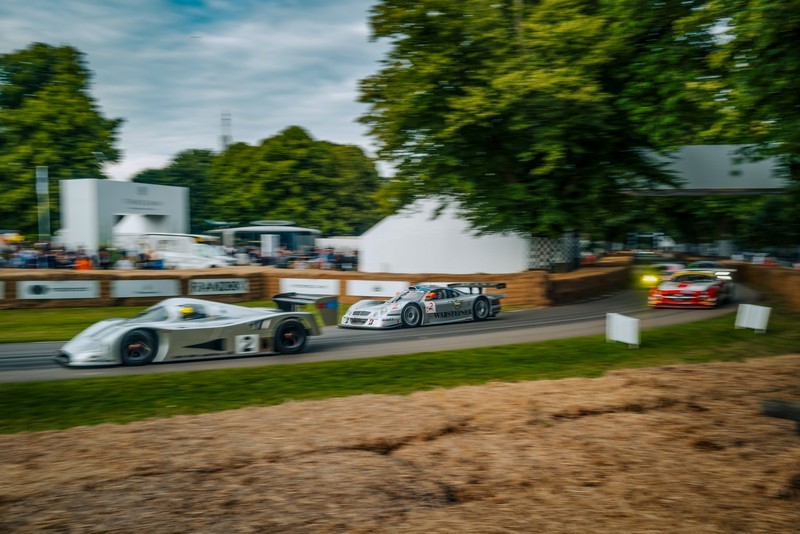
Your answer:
18;281;99;300
111;280;181;298
346;280;409;298
189;278;250;295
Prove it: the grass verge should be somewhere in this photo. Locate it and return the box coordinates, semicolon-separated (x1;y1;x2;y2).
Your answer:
0;301;281;344
1;302;798;434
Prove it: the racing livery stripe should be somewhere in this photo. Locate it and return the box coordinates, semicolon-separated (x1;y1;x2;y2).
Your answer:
430;310;472;319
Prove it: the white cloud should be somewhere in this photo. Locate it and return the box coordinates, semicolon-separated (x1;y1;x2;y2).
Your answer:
0;0;387;180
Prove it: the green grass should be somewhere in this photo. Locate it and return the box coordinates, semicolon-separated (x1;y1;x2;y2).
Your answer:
0;300;282;343
1;300;798;434
0;306;149;343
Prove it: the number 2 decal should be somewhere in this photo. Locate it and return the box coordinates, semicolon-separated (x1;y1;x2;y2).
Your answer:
235;334;259;354
425;301;436;313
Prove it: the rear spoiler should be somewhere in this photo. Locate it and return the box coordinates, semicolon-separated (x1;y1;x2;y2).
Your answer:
684;268;737;280
446;282;506;295
273;293;339;326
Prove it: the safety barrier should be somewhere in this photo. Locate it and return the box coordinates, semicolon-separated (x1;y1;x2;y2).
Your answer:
0;257;632;310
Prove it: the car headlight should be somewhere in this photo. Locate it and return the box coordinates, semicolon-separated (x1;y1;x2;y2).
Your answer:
642;275;658;284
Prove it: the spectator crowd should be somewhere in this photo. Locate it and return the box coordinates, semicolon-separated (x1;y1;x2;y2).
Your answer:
0;240;358;271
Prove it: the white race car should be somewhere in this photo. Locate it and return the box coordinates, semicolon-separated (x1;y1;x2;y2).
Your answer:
340;283;505;329
55;294;337;367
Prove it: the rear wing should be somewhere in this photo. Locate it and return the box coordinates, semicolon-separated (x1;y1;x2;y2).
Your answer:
446;282;507;295
684;267;737;280
273;293;339;326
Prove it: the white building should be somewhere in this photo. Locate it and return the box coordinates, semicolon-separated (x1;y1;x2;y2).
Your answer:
358;198;530;274
59;179;188;254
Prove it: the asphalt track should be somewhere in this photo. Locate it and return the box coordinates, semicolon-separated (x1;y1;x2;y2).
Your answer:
0;287;759;384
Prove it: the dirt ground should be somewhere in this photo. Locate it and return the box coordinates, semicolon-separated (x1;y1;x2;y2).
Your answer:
2;355;799;533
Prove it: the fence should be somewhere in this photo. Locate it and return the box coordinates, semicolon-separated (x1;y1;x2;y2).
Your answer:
0;257;633;310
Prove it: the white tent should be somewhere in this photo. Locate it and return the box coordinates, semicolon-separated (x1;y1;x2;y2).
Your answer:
359;198;530;274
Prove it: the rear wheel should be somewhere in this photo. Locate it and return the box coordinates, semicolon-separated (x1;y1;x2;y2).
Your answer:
401;304;422;328
473;297;490;321
711;288;722;308
120;329;158;366
275;320;308;354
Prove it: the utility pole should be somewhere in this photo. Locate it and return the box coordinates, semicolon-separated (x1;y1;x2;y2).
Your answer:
221;111;232;151
35;166;51;243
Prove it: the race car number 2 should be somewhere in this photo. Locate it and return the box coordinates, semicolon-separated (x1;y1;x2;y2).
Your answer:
425;301;436;313
235;334;260;354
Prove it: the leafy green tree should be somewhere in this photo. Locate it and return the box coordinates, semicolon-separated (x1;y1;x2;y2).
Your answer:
608;0;725;147
689;0;800;226
210;126;384;236
132;149;216;233
358;0;716;240
0;43;123;237
736;195;800;251
695;1;800;160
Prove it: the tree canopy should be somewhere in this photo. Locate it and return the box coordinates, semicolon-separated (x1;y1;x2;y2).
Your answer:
131;149;216;234
359;0;797;242
692;0;800;201
359;0;716;238
0;43;123;236
210;126;384;236
135;127;385;237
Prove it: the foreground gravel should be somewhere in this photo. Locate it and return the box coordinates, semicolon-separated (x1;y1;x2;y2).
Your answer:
2;355;799;533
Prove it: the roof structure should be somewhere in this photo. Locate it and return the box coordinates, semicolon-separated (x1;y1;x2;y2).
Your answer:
635;145;787;196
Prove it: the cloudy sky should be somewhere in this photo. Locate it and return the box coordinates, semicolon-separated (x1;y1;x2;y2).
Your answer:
0;0;388;180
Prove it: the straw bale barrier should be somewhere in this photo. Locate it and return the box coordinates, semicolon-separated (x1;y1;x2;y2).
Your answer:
0;257;632;310
731;262;800;313
2;354;799;532
4;256;799;312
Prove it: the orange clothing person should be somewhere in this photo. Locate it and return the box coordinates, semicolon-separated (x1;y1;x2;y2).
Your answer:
74;256;92;270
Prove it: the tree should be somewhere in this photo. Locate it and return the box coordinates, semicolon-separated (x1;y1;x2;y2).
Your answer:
210;126;384;236
737;195;800;251
132;149;216;233
695;1;800;159
0;43;123;237
359;0;728;241
689;0;800;219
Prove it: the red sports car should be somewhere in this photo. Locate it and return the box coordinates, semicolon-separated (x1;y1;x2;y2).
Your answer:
647;270;735;308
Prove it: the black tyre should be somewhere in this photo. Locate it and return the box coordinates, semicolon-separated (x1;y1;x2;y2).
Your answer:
275;320;308;354
401;304;423;328
120;329;158;366
727;285;736;304
473;297;491;321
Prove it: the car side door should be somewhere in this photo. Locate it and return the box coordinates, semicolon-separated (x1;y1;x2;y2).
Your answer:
446;288;473;321
424;289;454;324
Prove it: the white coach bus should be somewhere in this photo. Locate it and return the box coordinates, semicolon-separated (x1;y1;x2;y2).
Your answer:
209;221;321;256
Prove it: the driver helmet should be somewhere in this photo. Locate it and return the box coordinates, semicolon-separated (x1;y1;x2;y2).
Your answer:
425;291;436;300
179;306;195;319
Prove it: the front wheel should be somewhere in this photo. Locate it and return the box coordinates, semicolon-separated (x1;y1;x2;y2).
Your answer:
120;329;158;366
473;297;491;321
401;304;422;328
275;320;308;354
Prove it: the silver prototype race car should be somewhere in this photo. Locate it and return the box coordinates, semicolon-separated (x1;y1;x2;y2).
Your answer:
340;282;506;329
55;293;338;367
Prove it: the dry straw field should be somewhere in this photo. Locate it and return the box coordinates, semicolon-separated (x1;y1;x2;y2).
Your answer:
2;355;800;533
